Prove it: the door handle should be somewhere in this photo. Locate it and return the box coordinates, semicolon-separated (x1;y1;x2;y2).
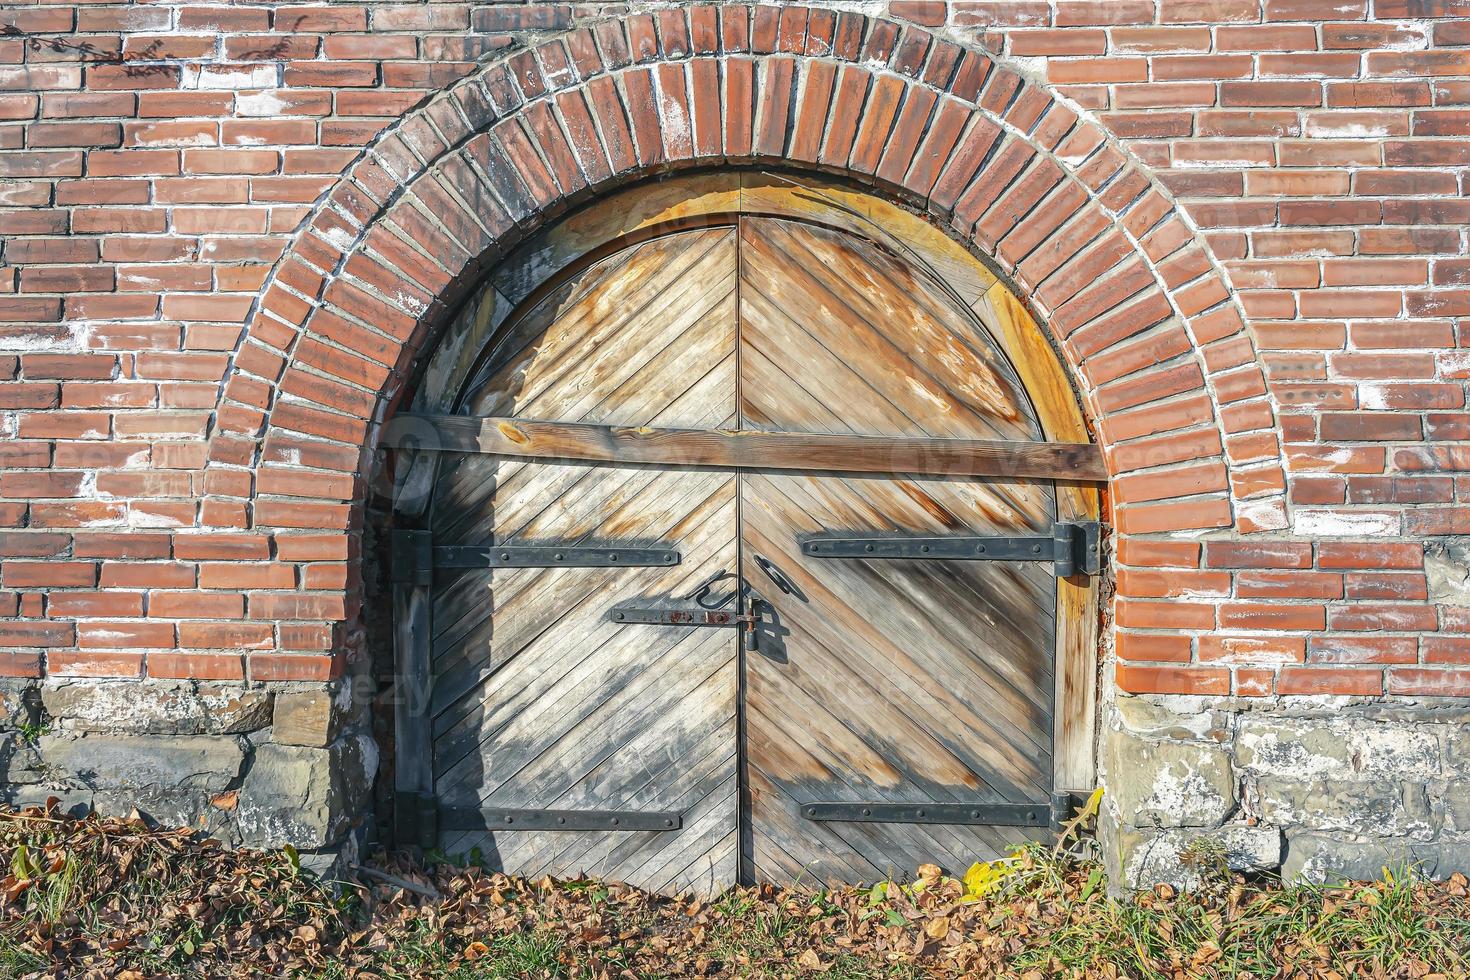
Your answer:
753;554;796;595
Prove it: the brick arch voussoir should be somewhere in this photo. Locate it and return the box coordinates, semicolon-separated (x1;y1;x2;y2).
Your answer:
211;3;1286;542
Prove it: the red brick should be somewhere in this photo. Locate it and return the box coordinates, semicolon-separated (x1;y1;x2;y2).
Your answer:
48;652;143;678
77;620;175;649
1277;667;1382;696
148;652;246;680
0;621;75;648
2;561;96;588
1116;663;1231;696
1218;603;1326;631
249;653;341;682
1199;635;1306;664
1117;632;1193;663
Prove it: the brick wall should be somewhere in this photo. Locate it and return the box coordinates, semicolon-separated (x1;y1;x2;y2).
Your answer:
1;1;1468;710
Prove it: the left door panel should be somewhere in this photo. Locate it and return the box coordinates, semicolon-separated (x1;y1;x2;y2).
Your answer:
423;228;742;896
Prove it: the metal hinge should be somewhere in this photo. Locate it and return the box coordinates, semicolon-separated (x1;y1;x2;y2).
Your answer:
801;801;1053;827
391;529;681;584
801;521;1101;577
392;529;434;587
439;807;683;832
394;790;439;848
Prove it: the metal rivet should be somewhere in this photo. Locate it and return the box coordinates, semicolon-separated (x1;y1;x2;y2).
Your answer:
554;552;564;561
970;811;980;819
1031;544;1042;554
610;818;620;827
614;612;625;621
664;554;674;562
500;552;510;561
977;545;987;553
504;816;514;824
865;544;875;553
861;808;871;816
808;808;817;817
609;553;618;561
665;819;674;827
916;810;926;818
920;544;930;553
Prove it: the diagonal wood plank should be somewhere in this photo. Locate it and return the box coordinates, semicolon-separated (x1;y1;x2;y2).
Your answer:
738;215;1058;884
428;226;742;898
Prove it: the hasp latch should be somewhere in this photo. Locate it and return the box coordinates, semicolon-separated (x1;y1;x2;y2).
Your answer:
607;572;765;650
800;521;1101;577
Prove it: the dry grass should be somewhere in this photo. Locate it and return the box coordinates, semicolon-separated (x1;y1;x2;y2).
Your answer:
1;802;1468;978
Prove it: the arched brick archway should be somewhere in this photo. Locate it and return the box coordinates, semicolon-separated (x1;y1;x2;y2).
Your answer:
205;4;1284;693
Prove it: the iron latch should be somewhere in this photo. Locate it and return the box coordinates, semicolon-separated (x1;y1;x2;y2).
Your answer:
608;573;765;650
607;598;765;650
800;521;1101;577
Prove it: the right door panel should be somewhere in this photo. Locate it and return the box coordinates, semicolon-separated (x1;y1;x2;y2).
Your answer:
737;216;1059;885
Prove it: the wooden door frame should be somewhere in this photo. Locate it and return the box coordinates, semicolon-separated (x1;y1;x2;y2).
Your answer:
391;170;1103;810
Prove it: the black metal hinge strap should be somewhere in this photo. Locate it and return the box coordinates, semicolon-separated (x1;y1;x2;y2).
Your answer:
800;802;1052;827
801;521;1101;577
394;791;440;848
391;529;681;583
436;545;680;569
439;807;683;832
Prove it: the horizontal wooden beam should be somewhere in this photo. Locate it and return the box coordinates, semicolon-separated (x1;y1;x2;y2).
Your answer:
385;414;1108;482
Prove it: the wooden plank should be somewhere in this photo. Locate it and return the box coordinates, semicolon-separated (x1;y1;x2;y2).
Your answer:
387;414;1106;482
978;282;1102;792
425;225;742;898
391;577;433;846
738;216;1058;883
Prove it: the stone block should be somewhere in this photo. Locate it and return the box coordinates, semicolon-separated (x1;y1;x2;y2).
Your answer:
236;732;377;849
0;733;43;782
0;682;39;729
42;682;272;736
1425;537;1470;606
1236;718;1440;782
0;784;94;816
1106;821;1282;891
1258;778;1432;839
1432;780;1470;834
1113;695;1223;742
1283;833;1470;883
1105;728;1235;829
36;733;246;794
271;689;342;748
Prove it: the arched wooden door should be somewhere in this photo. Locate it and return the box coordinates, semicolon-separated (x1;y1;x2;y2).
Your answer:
390;182;1102;897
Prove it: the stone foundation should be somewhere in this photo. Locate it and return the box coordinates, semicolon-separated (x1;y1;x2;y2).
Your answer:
1102;694;1470;889
0;678;376;873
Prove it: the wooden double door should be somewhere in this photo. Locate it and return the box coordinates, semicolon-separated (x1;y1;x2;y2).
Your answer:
413;216;1063;896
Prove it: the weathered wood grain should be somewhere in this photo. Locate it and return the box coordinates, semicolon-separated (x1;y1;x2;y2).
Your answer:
388;415;1106;482
418;197;1095;893
738;217;1056;883
428;227;742;897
